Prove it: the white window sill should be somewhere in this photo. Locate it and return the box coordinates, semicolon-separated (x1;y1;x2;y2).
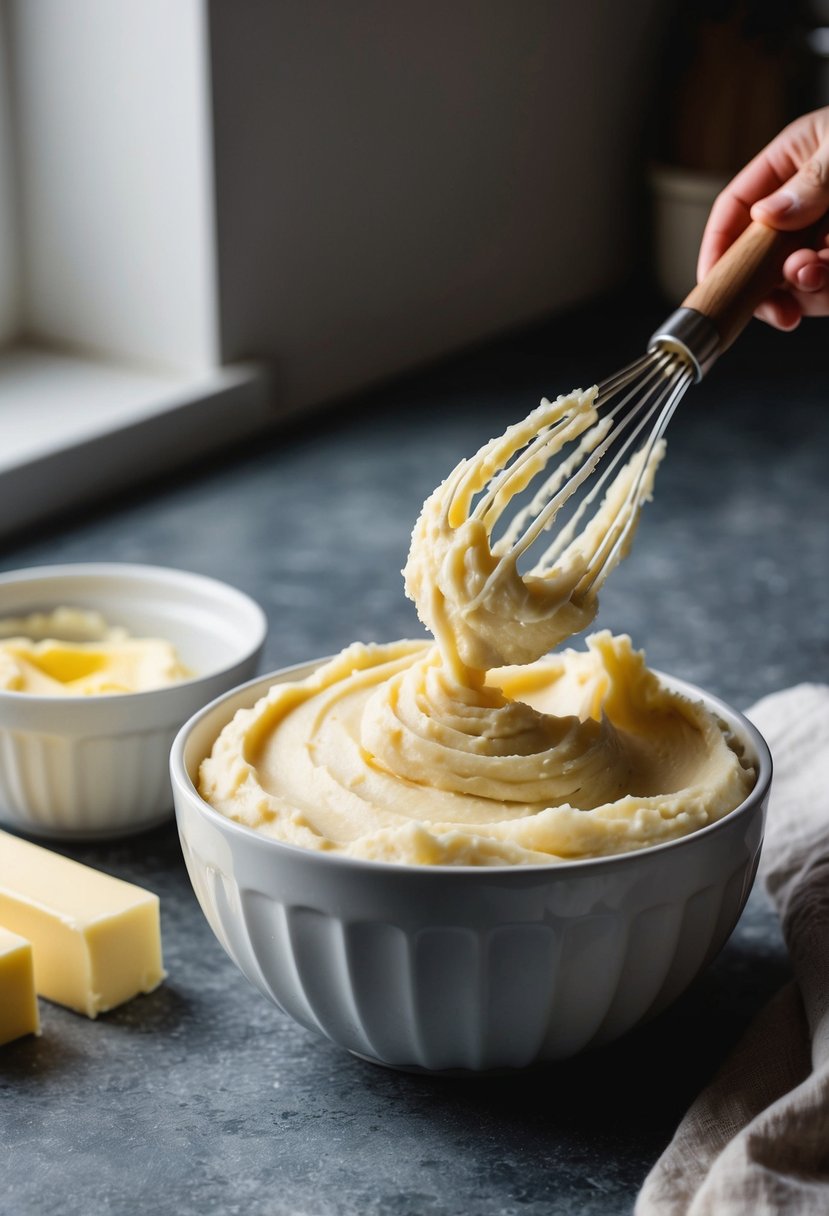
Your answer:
0;344;272;538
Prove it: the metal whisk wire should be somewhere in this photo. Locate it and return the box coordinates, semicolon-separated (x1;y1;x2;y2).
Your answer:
463;348;694;608
507;351;686;562
458;215;807;611
574;352;694;595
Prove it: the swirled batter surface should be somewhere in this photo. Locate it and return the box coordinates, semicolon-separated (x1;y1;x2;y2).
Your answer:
199;633;752;864
200;388;754;864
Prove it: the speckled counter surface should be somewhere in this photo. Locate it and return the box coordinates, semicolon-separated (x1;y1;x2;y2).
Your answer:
1;295;826;1215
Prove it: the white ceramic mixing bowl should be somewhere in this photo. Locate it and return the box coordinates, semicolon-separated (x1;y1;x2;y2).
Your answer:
172;660;771;1072
0;563;267;838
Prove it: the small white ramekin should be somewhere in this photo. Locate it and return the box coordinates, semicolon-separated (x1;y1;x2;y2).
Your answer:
0;563;266;839
172;660;771;1073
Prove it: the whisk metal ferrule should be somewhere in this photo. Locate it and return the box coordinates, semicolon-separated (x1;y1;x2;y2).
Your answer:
648;307;720;383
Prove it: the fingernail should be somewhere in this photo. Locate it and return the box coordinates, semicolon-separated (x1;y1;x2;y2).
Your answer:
797;263;827;290
756;189;797;219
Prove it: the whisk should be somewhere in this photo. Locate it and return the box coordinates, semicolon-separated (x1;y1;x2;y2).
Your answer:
469;220;811;602
407;220;812;673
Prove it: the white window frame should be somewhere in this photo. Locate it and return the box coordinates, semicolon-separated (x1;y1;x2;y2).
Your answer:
0;0;269;540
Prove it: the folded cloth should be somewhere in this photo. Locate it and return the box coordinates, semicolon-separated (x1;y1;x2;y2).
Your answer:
636;684;829;1216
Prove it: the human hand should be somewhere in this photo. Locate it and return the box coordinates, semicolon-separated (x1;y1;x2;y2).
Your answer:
697;107;829;330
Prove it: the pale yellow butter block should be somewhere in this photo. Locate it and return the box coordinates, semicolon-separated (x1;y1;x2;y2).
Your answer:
0;927;40;1044
0;831;165;1018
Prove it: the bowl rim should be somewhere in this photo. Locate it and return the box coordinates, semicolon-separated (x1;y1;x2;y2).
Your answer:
0;561;268;705
170;649;773;878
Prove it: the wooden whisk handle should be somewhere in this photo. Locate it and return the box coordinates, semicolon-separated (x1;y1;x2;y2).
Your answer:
682;220;816;353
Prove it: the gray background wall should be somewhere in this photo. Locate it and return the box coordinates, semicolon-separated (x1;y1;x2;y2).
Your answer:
209;0;669;410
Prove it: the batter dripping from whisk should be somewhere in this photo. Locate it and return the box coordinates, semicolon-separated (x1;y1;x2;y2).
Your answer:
200;388;753;865
404;386;662;677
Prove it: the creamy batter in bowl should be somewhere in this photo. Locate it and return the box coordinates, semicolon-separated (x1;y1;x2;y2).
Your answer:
198;634;754;865
197;388;750;867
172;660;771;1071
176;383;770;1068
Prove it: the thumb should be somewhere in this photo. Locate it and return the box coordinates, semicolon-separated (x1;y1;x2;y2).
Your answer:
752;138;829;230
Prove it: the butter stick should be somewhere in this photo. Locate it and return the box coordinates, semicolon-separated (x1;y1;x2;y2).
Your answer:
0;831;165;1018
0;928;40;1044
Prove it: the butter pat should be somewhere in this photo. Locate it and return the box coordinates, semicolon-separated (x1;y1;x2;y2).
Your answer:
0;607;191;695
0;832;165;1018
0;928;40;1044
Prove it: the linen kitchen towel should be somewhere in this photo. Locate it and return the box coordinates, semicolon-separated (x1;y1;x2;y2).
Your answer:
636;683;829;1215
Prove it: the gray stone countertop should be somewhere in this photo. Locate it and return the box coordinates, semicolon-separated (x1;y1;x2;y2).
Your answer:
1;294;826;1215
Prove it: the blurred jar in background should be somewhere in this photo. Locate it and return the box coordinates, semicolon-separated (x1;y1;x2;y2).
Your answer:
801;1;829;107
649;1;799;302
